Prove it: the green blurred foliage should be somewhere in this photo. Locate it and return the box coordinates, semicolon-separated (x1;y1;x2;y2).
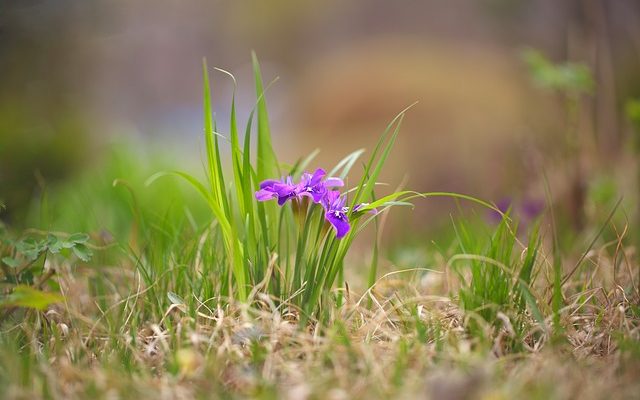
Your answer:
30;144;211;242
521;48;595;96
626;99;640;127
0;2;95;225
626;98;640;151
0;102;89;224
1;227;92;315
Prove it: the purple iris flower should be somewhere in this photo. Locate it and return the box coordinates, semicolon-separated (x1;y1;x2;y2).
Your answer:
521;199;545;221
255;169;344;206
320;191;378;239
488;196;544;225
255;176;298;206
255;169;376;240
321;190;351;239
298;168;344;203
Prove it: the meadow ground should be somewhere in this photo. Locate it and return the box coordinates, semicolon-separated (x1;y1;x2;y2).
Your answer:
1;59;639;400
1;221;638;400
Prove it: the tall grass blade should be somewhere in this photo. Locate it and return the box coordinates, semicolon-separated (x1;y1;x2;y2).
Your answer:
251;51;279;181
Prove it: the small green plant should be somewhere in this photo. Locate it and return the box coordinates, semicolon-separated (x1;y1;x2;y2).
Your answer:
0;223;92;314
521;48;594;96
450;214;544;350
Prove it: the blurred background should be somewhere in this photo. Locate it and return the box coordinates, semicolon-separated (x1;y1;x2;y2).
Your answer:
2;0;640;242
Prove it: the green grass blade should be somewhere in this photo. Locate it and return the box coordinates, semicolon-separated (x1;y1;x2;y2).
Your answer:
202;59;222;203
242;110;256;217
251;51;279;181
349;102;417;210
328;149;365;179
290;149;320;177
349;115;404;210
518;280;546;328
146;171;212;205
561;197;623;285
215;67;245;216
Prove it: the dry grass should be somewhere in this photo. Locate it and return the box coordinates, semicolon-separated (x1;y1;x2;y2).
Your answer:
2;236;639;400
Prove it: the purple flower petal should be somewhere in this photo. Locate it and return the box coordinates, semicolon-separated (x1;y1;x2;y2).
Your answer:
326;210;350;238
321;190;341;210
255;188;277;201
255;177;298;205
259;179;280;190
324;177;344;187
309;168;326;185
277;193;296;206
298;187;326;203
298;169;330;204
321;190;351;238
521;199;544;220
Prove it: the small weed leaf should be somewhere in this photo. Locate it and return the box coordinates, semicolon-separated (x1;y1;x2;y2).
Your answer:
522;48;594;95
1;285;63;310
47;234;63;254
71;244;92;262
167;291;185;306
1;230;94;302
16;238;47;262
68;233;90;244
1;257;19;269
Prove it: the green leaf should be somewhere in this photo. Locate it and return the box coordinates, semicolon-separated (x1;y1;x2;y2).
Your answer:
167;291;185;305
202;59;230;216
328;149;365;179
349;103;417;212
290;149;320;177
518;281;546;328
47;234;63;254
61;240;76;249
22;250;42;262
1;285;63;310
15;237;35;251
521;48;594;95
68;233;90;244
2;256;19;268
252;51;279;181
71;244;93;262
215;67;247;216
16;238;47;261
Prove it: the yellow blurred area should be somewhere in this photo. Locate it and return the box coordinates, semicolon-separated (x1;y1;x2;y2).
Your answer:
290;37;544;195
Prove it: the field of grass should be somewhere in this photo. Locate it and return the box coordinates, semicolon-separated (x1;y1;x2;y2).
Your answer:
1;56;639;400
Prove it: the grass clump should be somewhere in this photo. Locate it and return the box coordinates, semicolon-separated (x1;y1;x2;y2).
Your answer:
450;214;543;352
147;54;413;322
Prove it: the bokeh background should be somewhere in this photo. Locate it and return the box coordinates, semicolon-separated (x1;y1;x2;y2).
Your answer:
2;0;640;242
